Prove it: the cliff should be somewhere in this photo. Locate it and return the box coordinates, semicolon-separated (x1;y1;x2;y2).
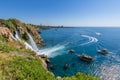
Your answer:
0;27;14;42
0;18;100;80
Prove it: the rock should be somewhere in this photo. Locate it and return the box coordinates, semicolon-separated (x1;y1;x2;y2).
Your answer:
68;49;75;53
40;39;44;43
38;57;48;70
0;27;14;42
39;54;47;58
56;76;61;80
46;58;50;63
38;31;41;34
72;63;75;66
64;64;69;69
39;54;50;63
41;43;46;46
17;26;26;35
49;65;55;70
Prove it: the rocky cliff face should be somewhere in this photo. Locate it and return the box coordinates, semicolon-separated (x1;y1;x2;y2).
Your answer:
0;18;44;47
26;25;44;47
0;27;14;42
0;18;48;68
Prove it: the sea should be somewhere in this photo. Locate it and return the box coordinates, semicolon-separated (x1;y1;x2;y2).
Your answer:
39;27;120;80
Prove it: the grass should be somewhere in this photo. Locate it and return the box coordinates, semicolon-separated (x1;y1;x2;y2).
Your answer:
0;35;6;42
62;72;100;80
0;42;19;53
0;54;55;80
0;35;19;52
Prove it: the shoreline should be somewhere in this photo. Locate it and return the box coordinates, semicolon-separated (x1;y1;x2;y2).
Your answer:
0;18;100;80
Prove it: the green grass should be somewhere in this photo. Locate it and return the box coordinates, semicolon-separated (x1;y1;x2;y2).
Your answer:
0;35;6;42
0;55;55;80
0;42;19;53
62;72;100;80
0;35;19;53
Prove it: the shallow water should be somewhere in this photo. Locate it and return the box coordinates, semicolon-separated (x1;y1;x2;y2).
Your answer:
40;27;120;80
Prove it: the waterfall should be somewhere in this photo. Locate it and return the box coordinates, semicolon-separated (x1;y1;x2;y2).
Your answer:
14;27;35;51
10;33;17;40
13;27;64;57
24;42;34;51
13;27;40;54
15;28;21;40
27;32;39;51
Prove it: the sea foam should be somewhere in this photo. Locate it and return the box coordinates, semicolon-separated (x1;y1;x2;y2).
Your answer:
38;45;65;58
80;34;98;45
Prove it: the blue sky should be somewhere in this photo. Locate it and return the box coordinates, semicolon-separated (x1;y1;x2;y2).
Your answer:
0;0;120;26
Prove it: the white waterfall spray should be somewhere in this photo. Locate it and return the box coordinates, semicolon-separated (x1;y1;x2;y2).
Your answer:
38;45;65;58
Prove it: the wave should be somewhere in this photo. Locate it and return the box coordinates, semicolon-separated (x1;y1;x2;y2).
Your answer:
80;35;98;45
96;60;120;80
38;45;65;58
95;32;101;35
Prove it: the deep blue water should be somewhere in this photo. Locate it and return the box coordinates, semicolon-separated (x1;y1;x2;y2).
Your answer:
40;27;120;80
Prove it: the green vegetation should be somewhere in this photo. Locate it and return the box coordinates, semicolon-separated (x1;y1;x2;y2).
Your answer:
0;19;6;25
0;18;100;80
6;20;15;29
0;55;55;80
62;73;100;80
0;35;6;42
7;18;22;27
0;42;19;53
0;36;18;53
0;54;100;80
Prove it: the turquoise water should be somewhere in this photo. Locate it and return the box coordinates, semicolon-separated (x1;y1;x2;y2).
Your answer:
40;27;120;80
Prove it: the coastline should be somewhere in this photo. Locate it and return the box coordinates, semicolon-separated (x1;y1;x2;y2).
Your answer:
0;18;100;80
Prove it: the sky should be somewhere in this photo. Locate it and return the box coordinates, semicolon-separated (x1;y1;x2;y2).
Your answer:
0;0;120;26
